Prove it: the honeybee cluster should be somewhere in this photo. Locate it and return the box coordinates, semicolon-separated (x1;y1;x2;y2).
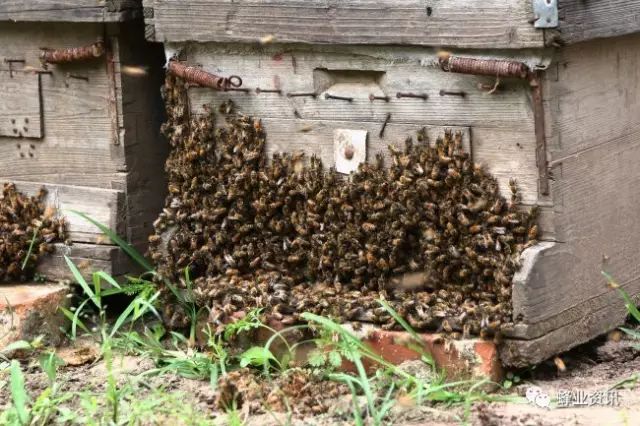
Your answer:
151;75;538;339
0;183;66;282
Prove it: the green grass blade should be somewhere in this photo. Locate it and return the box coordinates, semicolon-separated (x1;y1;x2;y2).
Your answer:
20;225;41;271
602;271;640;323
377;299;421;342
10;360;30;425
331;375;364;426
377;298;436;368
69;210;154;272
620;290;640;323
92;272;102;302
60;300;90;338
64;256;99;309
110;300;140;338
94;271;122;290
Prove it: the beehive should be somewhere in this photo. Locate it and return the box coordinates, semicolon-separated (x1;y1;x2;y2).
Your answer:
145;0;640;366
0;1;167;280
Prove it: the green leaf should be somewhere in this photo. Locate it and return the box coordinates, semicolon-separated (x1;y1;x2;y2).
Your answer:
620;327;640;340
64;256;99;309
69;210;154;272
1;340;32;355
328;351;342;368
10;360;29;425
308;350;326;367
39;352;63;384
238;346;277;369
223;308;264;341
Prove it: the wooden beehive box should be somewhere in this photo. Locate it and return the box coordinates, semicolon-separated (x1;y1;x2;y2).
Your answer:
144;0;640;366
0;1;167;280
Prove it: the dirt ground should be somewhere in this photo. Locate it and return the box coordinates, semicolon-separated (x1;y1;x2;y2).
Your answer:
2;330;638;426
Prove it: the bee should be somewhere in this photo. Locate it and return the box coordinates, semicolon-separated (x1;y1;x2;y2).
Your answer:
362;222;377;232
553;356;567;373
441;319;453;333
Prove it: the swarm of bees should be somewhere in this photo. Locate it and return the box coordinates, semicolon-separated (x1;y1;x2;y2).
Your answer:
150;75;539;340
0;183;66;282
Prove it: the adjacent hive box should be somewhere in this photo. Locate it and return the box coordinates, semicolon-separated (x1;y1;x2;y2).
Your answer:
0;1;167;280
146;0;640;366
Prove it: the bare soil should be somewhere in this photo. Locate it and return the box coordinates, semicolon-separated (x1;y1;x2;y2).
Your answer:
1;333;638;425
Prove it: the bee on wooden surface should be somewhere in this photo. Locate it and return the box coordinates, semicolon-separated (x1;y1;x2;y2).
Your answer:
0;184;66;282
148;75;539;340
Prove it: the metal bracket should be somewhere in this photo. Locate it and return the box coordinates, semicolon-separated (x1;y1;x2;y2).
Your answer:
532;0;558;28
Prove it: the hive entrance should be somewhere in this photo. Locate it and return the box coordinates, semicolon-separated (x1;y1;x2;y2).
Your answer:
313;68;386;99
151;76;538;340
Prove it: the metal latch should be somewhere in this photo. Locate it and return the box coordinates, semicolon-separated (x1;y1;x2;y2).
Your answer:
532;0;558;28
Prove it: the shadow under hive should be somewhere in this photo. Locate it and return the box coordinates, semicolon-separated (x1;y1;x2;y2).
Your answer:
150;75;538;340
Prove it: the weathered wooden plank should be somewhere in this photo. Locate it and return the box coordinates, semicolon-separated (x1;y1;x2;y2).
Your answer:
0;1;141;22
512;134;640;326
0;173;126;189
4;180;126;244
257;117;471;165
509;36;640;346
501;283;638;367
148;0;544;48
0;23;126;181
471;128;540;205
186;44;537;130
36;243;132;281
0;72;42;139
511;245;637;342
510;34;640;332
556;0;640;45
544;33;640;158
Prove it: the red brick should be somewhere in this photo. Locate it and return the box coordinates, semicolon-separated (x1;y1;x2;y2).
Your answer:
250;320;503;383
0;283;70;352
356;327;502;382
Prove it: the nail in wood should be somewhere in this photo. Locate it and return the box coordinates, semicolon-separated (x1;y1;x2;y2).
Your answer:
287;92;317;98
439;89;466;98
379;113;391;138
325;93;353;102
66;73;89;82
256;87;282;95
396;92;428;100
369;94;390;102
